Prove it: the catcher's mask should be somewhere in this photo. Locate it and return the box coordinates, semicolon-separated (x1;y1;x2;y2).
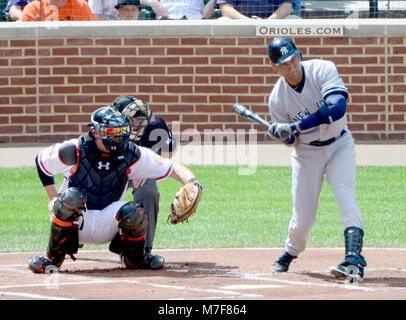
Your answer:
113;96;152;142
88;106;131;155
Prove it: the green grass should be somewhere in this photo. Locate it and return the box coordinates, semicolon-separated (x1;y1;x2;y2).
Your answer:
0;166;405;252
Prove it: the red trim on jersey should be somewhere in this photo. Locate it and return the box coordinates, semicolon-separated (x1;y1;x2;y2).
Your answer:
155;163;174;181
69;137;81;176
126;145;141;178
38;151;53;176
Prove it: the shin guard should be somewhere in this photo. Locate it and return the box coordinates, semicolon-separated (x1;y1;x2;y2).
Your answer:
109;202;148;267
47;187;86;267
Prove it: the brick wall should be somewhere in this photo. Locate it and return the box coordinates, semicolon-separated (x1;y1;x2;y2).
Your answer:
0;22;405;144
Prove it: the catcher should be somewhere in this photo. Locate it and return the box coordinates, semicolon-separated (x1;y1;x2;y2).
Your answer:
29;106;202;273
112;95;179;258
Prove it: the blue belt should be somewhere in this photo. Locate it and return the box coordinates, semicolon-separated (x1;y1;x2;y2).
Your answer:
309;129;346;147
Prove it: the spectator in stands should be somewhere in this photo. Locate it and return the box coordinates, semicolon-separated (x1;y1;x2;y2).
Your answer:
292;0;303;17
141;0;216;20
5;0;34;21
88;0;120;20
215;0;295;19
115;0;140;20
21;0;96;21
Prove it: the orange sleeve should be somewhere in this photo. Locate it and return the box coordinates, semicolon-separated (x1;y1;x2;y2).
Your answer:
20;1;40;21
77;0;95;21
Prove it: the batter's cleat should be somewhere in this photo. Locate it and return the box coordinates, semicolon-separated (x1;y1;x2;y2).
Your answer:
121;253;165;270
271;250;297;273
331;227;367;283
28;256;60;274
330;263;364;282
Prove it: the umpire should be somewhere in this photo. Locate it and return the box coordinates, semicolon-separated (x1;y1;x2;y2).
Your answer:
113;95;177;256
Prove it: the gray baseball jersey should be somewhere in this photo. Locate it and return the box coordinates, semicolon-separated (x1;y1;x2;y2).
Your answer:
268;59;348;144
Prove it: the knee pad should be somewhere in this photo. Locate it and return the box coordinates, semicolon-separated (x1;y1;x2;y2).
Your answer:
116;201;148;239
110;202;148;266
53;187;87;223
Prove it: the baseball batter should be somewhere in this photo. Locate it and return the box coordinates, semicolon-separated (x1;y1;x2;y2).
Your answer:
266;37;367;281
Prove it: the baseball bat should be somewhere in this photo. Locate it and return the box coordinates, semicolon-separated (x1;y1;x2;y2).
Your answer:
232;103;272;129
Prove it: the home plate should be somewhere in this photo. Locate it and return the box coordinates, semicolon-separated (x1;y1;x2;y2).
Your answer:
219;284;284;290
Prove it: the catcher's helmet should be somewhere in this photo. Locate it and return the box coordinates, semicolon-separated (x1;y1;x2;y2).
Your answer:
89;106;131;155
268;37;301;65
113;95;152;142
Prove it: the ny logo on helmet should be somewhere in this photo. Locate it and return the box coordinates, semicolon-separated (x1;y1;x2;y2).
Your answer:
280;46;289;55
98;161;110;171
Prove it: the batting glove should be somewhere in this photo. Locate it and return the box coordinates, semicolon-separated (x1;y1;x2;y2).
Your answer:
272;123;299;140
268;123;283;140
268;123;297;144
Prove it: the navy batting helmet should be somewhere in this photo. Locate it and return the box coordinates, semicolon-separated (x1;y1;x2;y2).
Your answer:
267;37;301;65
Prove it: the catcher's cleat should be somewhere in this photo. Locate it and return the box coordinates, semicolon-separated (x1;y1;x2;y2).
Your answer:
271;250;297;273
121;253;165;270
137;253;165;270
330;263;364;282
28;256;60;274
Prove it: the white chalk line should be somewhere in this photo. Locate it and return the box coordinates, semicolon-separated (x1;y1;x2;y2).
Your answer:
2;260;405;297
0;264;263;300
2;247;406;256
167;264;406;293
0;291;74;300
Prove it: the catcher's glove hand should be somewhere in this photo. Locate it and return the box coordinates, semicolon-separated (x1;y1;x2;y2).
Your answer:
169;178;203;224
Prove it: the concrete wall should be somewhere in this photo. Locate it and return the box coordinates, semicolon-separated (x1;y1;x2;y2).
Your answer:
0;19;405;144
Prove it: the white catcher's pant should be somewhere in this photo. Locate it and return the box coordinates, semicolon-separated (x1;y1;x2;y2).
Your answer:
58;180;127;245
285;132;363;257
75;201;127;245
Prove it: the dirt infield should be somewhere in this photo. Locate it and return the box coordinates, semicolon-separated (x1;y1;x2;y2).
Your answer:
1;248;405;301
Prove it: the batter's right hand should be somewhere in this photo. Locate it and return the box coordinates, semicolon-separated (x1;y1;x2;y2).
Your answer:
267;123;285;140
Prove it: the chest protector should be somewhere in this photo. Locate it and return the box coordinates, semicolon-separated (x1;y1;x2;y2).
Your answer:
69;135;140;210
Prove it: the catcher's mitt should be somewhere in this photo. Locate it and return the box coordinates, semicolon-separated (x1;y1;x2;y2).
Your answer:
169;178;203;224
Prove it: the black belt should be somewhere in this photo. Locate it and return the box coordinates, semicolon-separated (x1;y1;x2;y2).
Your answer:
309;129;346;147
